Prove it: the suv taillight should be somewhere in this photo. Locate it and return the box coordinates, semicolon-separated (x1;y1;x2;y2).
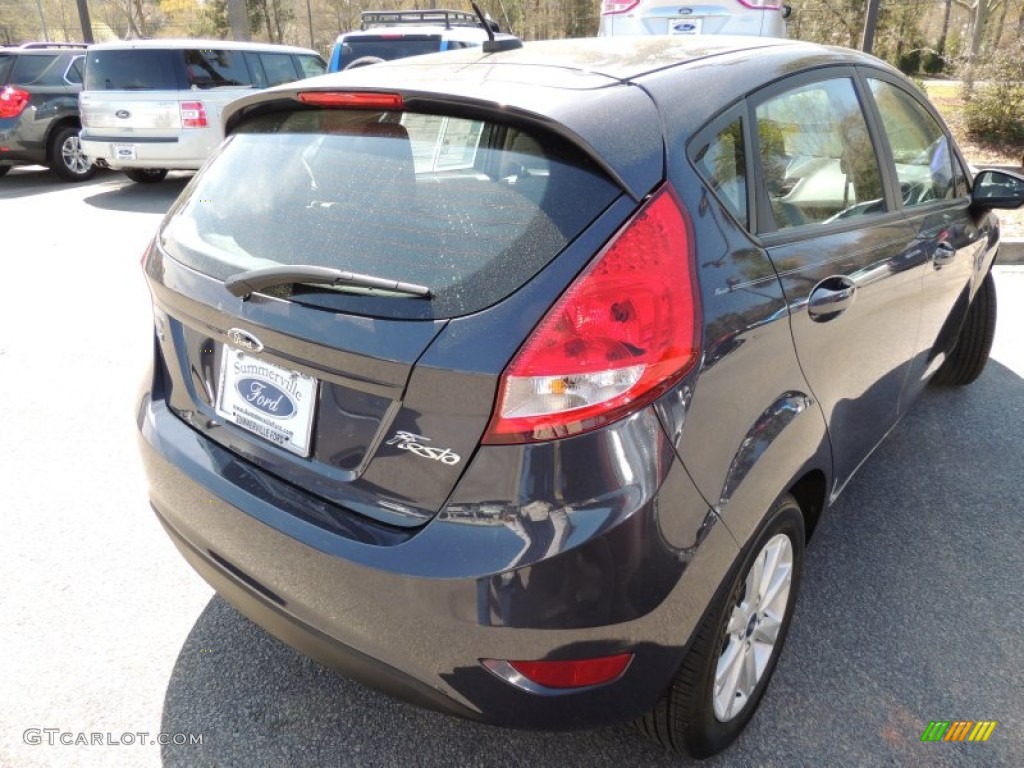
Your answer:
736;0;783;8
179;101;207;129
482;184;700;445
601;0;641;14
0;87;31;119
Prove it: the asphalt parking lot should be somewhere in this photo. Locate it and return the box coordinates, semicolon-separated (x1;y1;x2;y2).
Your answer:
1;166;1021;767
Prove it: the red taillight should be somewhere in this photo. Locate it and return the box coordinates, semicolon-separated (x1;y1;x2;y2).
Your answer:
179;101;207;129
483;184;700;445
0;87;31;119
503;654;633;689
297;92;404;110
735;0;783;8
601;0;641;14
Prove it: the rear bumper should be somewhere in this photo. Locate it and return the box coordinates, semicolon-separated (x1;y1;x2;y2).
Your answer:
81;128;217;170
138;384;739;728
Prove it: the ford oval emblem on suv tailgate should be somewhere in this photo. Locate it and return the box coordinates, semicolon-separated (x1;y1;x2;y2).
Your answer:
115;110;131;119
227;328;263;353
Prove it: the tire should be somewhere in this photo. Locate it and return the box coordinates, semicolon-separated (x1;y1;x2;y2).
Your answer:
49;125;96;182
637;495;805;758
124;169;169;184
931;271;996;387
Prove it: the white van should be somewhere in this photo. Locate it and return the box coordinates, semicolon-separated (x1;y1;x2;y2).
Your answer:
599;0;790;38
79;39;325;183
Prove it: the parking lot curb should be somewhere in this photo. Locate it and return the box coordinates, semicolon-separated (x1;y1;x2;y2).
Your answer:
1000;239;1024;265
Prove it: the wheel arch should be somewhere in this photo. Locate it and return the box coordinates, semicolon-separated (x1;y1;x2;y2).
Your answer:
707;390;832;551
45;116;82;158
787;468;827;542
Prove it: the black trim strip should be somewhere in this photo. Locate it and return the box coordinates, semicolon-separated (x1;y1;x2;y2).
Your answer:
81;134;179;143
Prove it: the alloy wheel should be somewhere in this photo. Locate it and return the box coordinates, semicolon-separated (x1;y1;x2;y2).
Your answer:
61;135;91;176
713;532;794;722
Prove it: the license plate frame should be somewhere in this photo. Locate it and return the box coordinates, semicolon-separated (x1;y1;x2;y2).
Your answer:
113;144;138;161
215;348;318;457
669;17;703;35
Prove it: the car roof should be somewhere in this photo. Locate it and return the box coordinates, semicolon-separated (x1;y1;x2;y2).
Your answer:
224;37;897;202
87;38;320;55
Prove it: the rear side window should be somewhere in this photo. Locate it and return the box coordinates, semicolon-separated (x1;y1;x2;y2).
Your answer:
755;78;884;230
85;50;181;90
257;53;298;87
692;116;747;226
867;79;955;207
159;109;619;319
185;49;252;88
65;56;84;85
10;54;61;85
296;54;326;78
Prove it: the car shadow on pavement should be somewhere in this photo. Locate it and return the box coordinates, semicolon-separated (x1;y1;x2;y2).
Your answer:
159;361;1023;768
0;166;113;200
85;174;190;215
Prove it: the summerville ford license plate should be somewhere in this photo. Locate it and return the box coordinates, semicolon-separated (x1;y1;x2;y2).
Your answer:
215;348;318;457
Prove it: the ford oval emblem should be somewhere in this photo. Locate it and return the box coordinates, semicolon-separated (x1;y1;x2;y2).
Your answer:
227;328;264;353
115;109;131;119
678;7;692;14
236;378;296;418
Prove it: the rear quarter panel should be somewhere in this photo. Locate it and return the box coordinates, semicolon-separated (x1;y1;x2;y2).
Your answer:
640;64;832;547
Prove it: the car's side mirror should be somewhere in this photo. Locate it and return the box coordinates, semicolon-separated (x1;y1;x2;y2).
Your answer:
781;4;792;19
972;168;1024;209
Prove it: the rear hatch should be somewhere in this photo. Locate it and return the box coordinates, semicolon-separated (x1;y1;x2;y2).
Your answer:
147;97;624;527
80;47;252;142
80;48;186;137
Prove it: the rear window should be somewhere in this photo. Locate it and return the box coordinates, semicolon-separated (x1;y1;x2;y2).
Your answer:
159;108;620;319
0;55;13;83
340;36;441;67
85;50;181;90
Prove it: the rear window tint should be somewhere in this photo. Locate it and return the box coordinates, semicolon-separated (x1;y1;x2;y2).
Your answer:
85;50;181;90
0;55;13;83
159;109;619;319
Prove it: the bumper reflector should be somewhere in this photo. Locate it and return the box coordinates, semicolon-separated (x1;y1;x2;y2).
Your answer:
483;653;633;690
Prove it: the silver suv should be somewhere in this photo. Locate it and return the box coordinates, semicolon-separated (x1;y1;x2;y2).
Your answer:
79;39;325;183
599;0;790;37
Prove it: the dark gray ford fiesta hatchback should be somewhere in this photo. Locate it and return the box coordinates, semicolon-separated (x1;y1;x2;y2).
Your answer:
137;36;1024;757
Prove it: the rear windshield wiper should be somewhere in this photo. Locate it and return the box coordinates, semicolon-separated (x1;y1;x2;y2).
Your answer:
225;265;432;300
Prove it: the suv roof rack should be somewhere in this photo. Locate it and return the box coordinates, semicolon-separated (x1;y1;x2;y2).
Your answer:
359;9;497;32
18;42;88;49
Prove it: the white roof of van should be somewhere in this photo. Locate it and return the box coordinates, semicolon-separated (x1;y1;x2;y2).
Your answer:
87;38;320;55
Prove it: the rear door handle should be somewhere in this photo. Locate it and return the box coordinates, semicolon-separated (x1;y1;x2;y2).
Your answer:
807;276;856;322
933;240;956;268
